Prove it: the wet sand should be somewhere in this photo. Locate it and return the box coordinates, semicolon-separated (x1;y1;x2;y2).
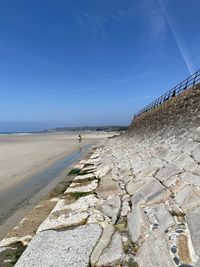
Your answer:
0;132;111;239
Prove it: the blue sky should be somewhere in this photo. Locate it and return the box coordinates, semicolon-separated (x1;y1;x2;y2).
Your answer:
0;0;200;131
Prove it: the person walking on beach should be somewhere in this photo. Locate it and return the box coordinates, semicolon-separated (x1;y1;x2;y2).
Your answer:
78;134;82;143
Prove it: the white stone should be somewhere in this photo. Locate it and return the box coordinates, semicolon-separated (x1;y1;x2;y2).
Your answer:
91;224;115;266
180;172;200;187
187;208;200;256
73;173;96;182
153;203;175;232
15;224;102;267
95;165;111;178
98;196;121;224
155;164;183;183
64;180;98;194
37;195;98;232
136;229;177;266
128;204;149;243
96;232;123;267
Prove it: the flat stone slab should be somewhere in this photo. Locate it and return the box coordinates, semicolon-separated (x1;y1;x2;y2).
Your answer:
96;231;123;267
128;204;149;243
126;179;147;196
0;235;32;248
186;208;200;256
15;224;102;267
96;175;122;199
64;180;98;194
191;144;200;163
73;173;96;182
80;166;97;174
180;172;200;187
153;203;175;232
95;165;111;178
155;164;183;183
175;186;200;213
98;196;121;224
136;229;176;267
91;224;115;266
131;179;171;205
37;195;98;232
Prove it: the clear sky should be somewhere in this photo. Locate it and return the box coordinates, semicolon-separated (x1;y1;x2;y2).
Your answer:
0;0;200;131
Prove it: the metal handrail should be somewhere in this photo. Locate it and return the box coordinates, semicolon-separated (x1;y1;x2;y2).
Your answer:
134;69;200;117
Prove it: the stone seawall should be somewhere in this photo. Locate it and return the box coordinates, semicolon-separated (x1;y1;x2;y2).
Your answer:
1;84;200;266
129;84;200;139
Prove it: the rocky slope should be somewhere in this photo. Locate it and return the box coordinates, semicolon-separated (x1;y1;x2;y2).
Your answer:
1;84;200;266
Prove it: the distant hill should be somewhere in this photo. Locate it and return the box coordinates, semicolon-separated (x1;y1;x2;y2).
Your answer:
43;126;128;133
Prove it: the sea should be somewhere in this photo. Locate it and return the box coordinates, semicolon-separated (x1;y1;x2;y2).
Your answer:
0;132;39;136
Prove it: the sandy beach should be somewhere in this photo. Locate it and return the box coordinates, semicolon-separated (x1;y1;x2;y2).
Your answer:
0;131;112;239
0;132;109;193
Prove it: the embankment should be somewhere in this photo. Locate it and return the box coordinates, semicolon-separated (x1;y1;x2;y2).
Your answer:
129;83;200;139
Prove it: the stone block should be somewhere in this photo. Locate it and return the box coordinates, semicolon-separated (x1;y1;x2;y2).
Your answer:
191;144;200;163
128;204;149;243
155;164;183;183
96;231;123;267
64;180;98;194
187;208;200;256
96;175;122;199
98;196;121;224
95;165;111;178
136;229;176;267
15;224;102;267
91;224;115;266
37;195;98;232
153;203;175;232
180;172;200;187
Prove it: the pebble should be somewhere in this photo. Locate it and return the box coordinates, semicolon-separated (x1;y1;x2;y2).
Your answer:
173;256;180;265
171;246;177;254
175;229;184;234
